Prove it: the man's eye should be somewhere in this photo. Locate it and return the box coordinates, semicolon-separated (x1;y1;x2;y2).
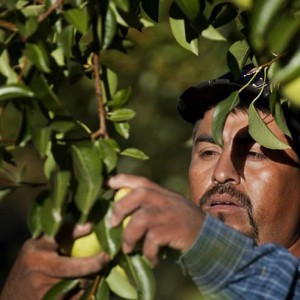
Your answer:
199;150;219;159
246;151;265;160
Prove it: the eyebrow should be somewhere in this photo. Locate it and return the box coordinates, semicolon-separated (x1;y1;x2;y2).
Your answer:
194;134;216;145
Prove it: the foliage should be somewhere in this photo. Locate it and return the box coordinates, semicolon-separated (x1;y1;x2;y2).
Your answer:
0;0;299;299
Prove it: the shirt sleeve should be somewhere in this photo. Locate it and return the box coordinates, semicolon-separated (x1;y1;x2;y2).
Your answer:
179;215;300;299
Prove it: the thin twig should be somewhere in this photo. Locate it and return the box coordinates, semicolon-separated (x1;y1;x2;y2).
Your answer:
88;275;101;300
38;0;64;23
0;20;17;31
91;52;108;140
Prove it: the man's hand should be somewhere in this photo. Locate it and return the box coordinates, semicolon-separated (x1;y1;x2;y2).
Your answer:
0;224;111;300
108;174;205;265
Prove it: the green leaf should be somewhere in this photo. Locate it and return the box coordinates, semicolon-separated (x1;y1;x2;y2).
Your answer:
113;0;130;12
103;6;117;49
96;278;110;300
272;50;300;84
248;102;290;149
94;202;122;258
169;2;199;55
64;8;88;34
209;3;238;28
50;170;71;209
121;254;156;300
106;265;138;299
250;0;286;52
31;127;51;158
27;199;43;238
282;76;300;107
108;108;136;122
112;86;132;108
212;91;240;146
96;139;119;173
114;122;130;139
0;102;23;143
25;42;51;73
0;50;18;83
201;25;227;41
56;25;74;62
29;73;62;112
43;279;80;300
0;84;34;101
269;90;291;138
72;144;103;223
231;0;252;10
175;0;200;22
227;39;250;78
267;14;300;54
40;194;62;237
0;189;11;201
120;148;149;160
16;16;38;37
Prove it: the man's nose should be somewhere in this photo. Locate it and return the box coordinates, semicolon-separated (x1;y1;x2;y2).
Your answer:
212;150;241;185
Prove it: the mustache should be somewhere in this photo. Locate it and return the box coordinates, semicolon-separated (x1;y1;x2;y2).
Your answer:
198;184;259;243
198;184;252;209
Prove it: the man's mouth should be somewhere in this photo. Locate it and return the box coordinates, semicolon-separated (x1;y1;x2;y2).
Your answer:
203;195;244;212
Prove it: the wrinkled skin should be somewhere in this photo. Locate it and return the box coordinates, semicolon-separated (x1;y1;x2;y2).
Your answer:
2;106;300;299
0;224;110;300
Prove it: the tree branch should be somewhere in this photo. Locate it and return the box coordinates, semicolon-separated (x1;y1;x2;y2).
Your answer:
38;0;64;23
91;52;108;140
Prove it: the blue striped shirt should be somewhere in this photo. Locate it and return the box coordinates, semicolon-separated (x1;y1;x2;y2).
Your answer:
180;215;300;299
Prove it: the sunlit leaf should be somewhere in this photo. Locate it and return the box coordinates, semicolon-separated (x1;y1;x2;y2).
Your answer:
106;265;138;299
0;84;34;101
64;8;88;34
113;0;130;12
120;148;149;160
248;102;290;149
107;108;136;122
231;0;252;10
169;2;199;56
212;91;240;146
121;254;156;300
25;42;51;73
0;50;18;83
282;76;300;107
112;86;132;108
227;39;250;78
114;122;130;139
103;6;117;49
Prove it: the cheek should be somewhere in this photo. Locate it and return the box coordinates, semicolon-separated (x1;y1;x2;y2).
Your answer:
188;160;212;205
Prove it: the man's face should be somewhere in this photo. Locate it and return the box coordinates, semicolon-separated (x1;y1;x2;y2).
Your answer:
189;107;300;254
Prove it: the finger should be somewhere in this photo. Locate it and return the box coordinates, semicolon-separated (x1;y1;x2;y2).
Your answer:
142;226;167;266
72;223;93;239
108;174;159;191
36;252;111;278
121;209;156;253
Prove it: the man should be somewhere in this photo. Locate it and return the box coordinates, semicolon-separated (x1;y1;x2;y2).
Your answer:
1;65;300;299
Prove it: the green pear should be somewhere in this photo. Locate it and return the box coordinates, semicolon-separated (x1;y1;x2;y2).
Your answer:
70;231;102;257
114;188;132;227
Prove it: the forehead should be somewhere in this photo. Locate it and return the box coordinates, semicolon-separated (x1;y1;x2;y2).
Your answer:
194;107;300;162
